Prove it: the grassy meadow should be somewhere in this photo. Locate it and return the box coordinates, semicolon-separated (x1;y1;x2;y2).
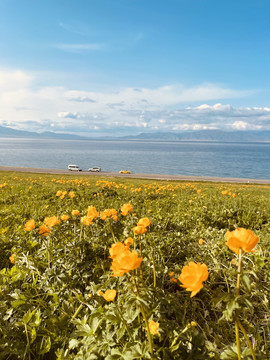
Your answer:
0;171;269;360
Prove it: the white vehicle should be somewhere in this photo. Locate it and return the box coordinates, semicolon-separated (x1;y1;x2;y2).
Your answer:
88;167;101;172
68;164;82;171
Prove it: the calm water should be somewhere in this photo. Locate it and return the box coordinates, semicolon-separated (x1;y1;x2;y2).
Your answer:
1;137;270;179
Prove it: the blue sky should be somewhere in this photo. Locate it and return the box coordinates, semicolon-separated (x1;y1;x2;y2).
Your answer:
1;0;270;136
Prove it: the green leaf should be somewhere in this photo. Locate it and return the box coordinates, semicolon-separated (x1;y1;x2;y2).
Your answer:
75;323;92;337
39;336;51;355
69;338;80;349
242;274;251;292
11;299;26;308
220;344;238;359
23;309;35;324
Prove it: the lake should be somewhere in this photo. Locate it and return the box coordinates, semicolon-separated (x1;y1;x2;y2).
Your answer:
1;137;270;179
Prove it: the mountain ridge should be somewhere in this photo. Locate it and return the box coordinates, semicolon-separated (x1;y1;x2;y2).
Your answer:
1;125;270;142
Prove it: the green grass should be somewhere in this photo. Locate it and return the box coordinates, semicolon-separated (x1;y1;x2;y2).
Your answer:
0;171;270;359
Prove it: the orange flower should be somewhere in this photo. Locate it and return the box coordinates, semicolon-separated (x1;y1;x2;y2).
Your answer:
149;320;160;336
225;228;259;254
68;191;75;198
81;216;93;226
100;209;118;221
24;219;35;231
137;217;151;228
44;216;60;227
61;215;70;221
110;249;143;276
38;225;51;236
87;206;99;220
109;242;128;259
133;225;147;235
103;289;117;301
9;254;17;264
124;237;134;247
178;262;209;298
121;203;133;216
56;190;62;197
199;238;204;245
72;209;80;216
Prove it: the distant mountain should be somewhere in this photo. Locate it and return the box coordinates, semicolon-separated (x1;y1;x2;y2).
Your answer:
1;125;270;142
0;125;86;139
121;130;270;142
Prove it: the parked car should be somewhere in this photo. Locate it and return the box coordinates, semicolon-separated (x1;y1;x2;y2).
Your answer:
88;167;101;172
68;164;82;171
119;170;131;174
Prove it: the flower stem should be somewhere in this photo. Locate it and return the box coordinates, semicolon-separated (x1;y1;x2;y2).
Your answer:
71;304;83;321
236;248;242;296
109;221;117;243
236;318;257;360
235;248;242;360
149;238;156;288
133;277;154;359
235;320;242;360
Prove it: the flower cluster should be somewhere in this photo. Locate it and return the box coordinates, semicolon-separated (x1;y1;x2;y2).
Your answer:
81;206;99;225
133;217;151;235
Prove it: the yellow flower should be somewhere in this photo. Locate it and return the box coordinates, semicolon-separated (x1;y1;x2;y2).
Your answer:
72;209;80;216
110;249;143;276
56;190;62;197
221;190;228;195
149;320;160;336
44;216;60;227
103;289;117;301
69;191;75;198
121;203;133;216
137;217;151;228
38;225;51;236
178;262;209;298
81;216;93;226
24;219;35;231
199;238;204;245
100;208;118;221
87;206;99;220
61;215;70;221
9;254;17;264
133;225;147;235
109;242;128;259
225;228;259;254
124;237;134;247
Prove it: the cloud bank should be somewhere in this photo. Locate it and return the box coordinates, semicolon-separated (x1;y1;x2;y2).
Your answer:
0;68;269;136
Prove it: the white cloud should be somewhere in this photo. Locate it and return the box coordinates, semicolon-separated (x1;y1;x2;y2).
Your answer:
54;43;103;52
0;67;269;136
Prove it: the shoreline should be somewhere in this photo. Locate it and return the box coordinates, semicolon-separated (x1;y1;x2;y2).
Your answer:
1;166;270;184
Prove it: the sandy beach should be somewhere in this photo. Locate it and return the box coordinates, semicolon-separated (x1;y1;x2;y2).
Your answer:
1;166;270;184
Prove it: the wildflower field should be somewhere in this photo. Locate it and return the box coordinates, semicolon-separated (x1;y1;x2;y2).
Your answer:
0;171;269;360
